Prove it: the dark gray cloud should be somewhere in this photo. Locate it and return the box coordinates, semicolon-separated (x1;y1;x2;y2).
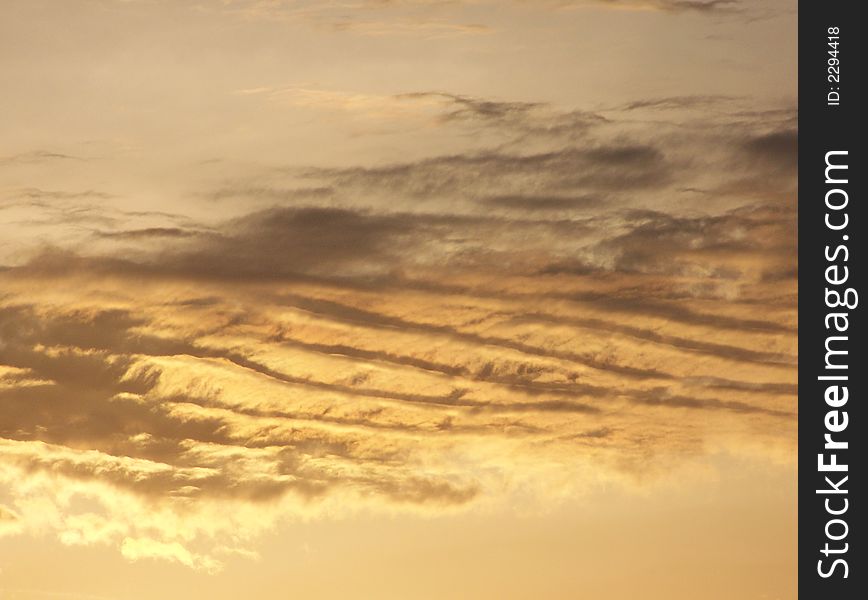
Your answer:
594;0;739;12
478;194;606;211
399;92;543;121
621;95;738;111
591;207;794;277
659;0;739;12
95;227;199;240
0;188;200;234
629;387;790;417
741;128;797;173
397;91;607;138
169;206;420;278
208;186;334;203
305;145;672;202
7;188;114;201
0;150;84;165
508;312;794;366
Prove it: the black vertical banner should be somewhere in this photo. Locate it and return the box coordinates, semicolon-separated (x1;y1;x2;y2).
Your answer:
799;2;863;597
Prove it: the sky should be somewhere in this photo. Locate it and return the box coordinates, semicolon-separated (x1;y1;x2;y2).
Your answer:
0;1;797;598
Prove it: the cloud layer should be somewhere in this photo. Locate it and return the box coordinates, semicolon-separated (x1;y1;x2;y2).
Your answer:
0;87;796;572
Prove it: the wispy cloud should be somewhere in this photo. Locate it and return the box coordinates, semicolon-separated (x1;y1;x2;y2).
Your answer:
0;151;84;165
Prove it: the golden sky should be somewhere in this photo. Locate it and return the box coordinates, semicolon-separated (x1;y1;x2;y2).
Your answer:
0;1;796;598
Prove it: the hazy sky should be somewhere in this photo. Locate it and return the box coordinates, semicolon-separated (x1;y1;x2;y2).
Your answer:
0;1;796;598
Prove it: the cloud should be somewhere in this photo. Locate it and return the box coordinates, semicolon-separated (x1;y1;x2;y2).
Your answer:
609;0;739;12
94;227;199;240
121;537;222;573
0;151;84;165
213;91;794;220
328;18;492;37
0;188;201;254
399;92;545;122
3;188;114;202
620;94;738;111
0;89;795;571
183;0;747;29
303;145;672;205
588;207;794;279
478;194;606;212
396;92;607;135
205;0;496;37
741;128;797;173
0;503;21;535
